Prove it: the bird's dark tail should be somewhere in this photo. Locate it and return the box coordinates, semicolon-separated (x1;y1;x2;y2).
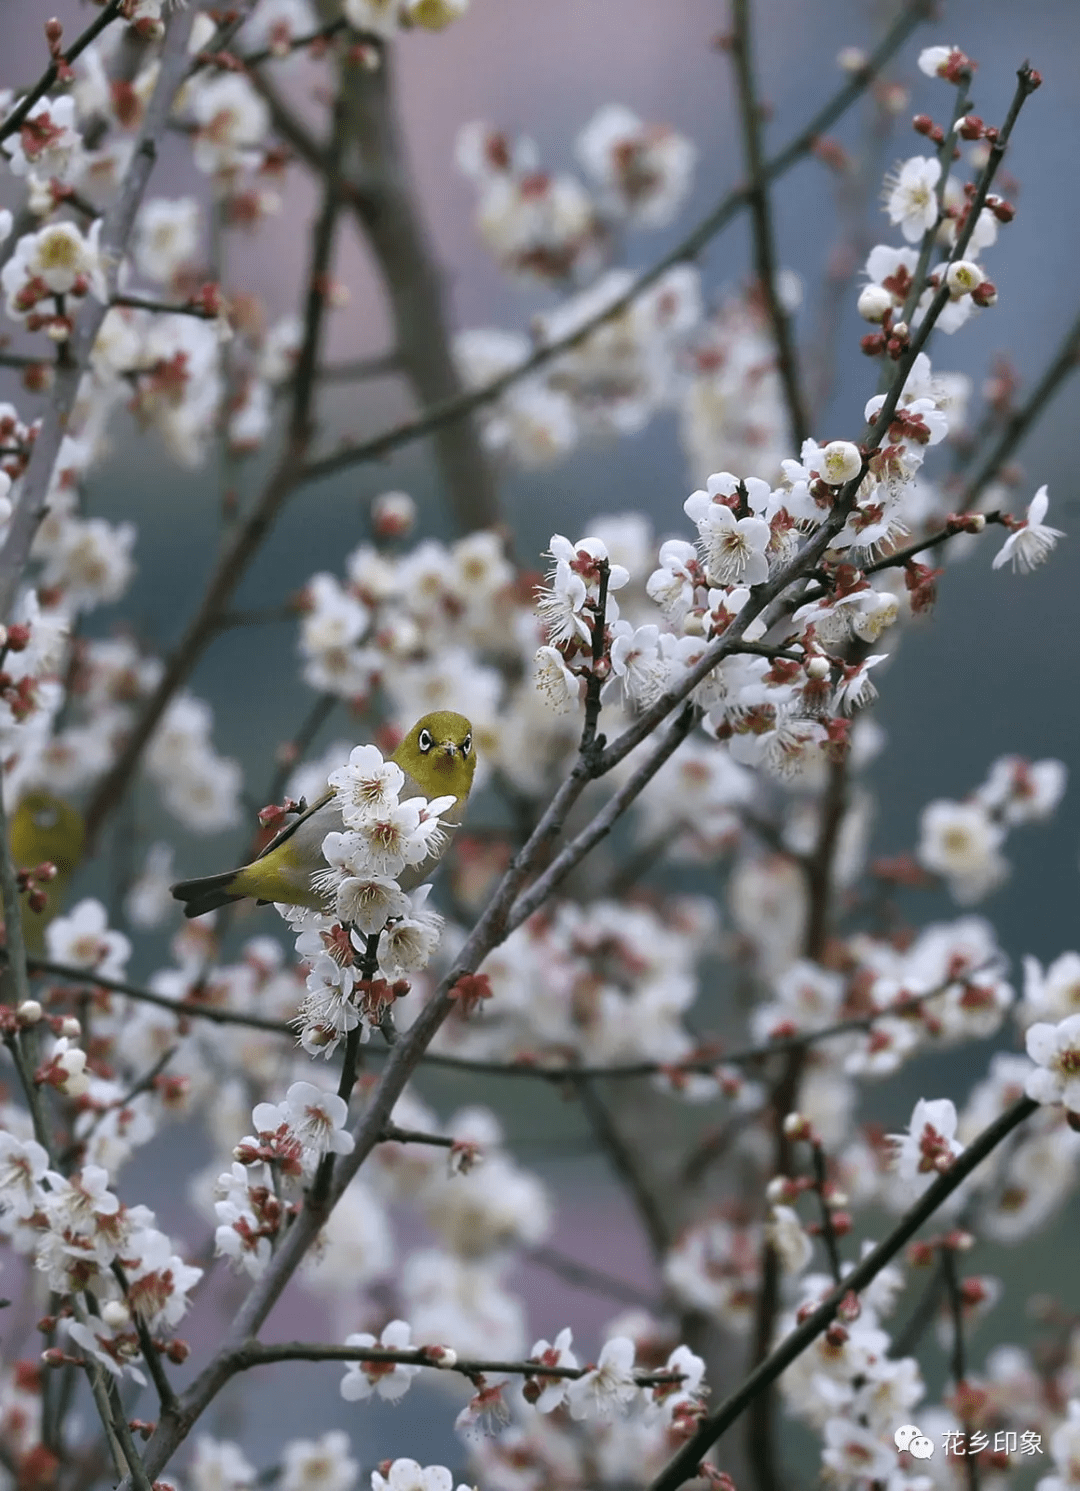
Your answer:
171;871;244;919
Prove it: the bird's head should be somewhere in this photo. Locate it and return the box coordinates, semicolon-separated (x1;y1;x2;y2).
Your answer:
10;791;86;875
394;711;477;801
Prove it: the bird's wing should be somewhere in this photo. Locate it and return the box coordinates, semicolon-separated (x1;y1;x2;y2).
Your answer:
254;788;336;861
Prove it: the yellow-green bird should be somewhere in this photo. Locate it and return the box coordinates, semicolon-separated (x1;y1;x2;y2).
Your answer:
9;790;86;953
171;711;476;919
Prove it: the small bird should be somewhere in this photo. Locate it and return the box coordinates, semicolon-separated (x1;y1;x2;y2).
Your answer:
9;791;86;953
171;711;476;920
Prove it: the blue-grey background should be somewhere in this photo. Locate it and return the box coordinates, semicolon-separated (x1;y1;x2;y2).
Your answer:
5;0;1080;1481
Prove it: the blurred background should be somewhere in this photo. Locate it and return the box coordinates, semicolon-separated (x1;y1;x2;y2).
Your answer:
4;0;1080;1480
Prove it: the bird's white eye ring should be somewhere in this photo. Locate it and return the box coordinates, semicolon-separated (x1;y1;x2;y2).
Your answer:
462;734;472;756
418;728;433;753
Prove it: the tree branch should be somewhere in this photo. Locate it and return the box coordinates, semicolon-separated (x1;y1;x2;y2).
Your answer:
957;304;1080;506
223;1337;686;1387
730;0;809;450
0;0;125;146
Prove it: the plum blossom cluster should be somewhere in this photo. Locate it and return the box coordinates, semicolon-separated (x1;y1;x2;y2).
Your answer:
435;895;720;1075
917;754;1066;903
453;98;706;471
466;1318;708;1489
0;1137;201;1385
456;106;694;284
280;742;459;1055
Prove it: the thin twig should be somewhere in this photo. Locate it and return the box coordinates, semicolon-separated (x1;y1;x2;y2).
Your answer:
240;18;346;68
897;75;974;329
747;752;846;1491
731;0;809;450
19;954;297;1034
892;1254;947;1357
10;951;995;1077
0;0;125;146
0;771;32;1010
111;293;219;319
957;305;1080;506
525;1244;659;1309
225;1338;685;1387
505;705;697;935
580;558;611;760
111;1260;179;1415
942;1248;980;1491
379;1123;456;1149
312;930;378;1205
809;1140;843;1284
573;1077;671;1258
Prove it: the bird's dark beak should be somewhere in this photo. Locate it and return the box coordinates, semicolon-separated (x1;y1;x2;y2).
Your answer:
440;743;458;760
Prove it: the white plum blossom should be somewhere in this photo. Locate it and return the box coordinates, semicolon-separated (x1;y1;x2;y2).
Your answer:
340;1319;421;1402
890;1098;964;1193
817;440;863;485
765;1206;814;1275
528;1327;579;1412
576;104;696;226
188;72;270;175
534;643;583;713
3;96;83;181
917;799;1008;904
327;743;405;824
821;1417;896;1482
0;1132;49;1219
684;484;770;587
134;197;201;284
252;1081;355;1158
1021;953;1080;1026
45;898;131;977
280;1431;357;1491
918;44;968;79
1025;1016;1080;1114
1038;1399;1080;1491
884;156;942;243
992;486;1065;574
977;755;1067;825
188;1437;257;1491
370;1462;469;1491
566;1336;639;1419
